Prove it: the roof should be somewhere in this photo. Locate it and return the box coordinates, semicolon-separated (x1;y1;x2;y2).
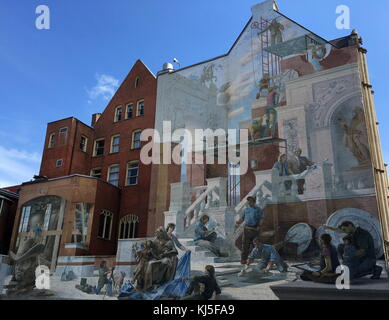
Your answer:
0;188;19;200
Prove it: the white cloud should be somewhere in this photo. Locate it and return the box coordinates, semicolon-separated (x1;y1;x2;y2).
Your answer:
86;73;119;102
0;146;41;188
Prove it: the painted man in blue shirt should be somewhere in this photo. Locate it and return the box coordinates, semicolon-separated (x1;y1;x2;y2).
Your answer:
235;197;264;264
245;238;288;273
194;215;228;258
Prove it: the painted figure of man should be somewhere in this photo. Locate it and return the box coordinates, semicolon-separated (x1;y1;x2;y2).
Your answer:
273;154;293;192
95;260;113;296
243;238;288;273
259;19;284;46
289;148;315;195
194;215;228;258
181;265;221;300
325;221;382;279
236;197;264;264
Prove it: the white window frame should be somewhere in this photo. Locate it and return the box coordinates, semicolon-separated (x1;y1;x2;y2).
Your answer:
56;159;63;167
48;133;55;148
59;127;69;145
110;135;120;154
98;209;113;240
19;206;31;232
131;130;142;150
119;214;139;239
126;161;139;186
93;138;105;157
42;203;52;231
114;106;123;122
136;100;144;117
80;135;88;152
126;103;133;119
73;203;90;244
107;164;120;187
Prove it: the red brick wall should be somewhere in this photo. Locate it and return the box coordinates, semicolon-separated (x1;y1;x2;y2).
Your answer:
38;60;157;240
90;60;157;237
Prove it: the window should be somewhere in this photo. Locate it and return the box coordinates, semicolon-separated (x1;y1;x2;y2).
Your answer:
59;127;68;145
19;206;31;232
126;104;133;119
126;161;139;186
91;168;102;179
98;209;113;240
56;159;63;167
73;203;91;244
42;204;52;231
48;133;55;148
110;135;120;153
135;77;140;88
80;136;88;152
108;165;120;187
119;214;139;239
114;106;123;122
94;139;105;156
136;100;144;117
132;130;142;150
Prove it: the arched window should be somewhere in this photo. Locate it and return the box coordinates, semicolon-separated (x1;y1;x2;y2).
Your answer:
119;214;139;239
98;209;113;240
134;77;140;88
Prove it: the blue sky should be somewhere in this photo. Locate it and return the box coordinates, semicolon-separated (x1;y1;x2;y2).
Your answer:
0;0;388;187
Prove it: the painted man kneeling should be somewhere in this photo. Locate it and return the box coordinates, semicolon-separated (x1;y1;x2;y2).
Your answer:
242;238;288;274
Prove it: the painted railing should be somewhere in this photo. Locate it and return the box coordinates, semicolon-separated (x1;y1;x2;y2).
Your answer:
184;184;220;228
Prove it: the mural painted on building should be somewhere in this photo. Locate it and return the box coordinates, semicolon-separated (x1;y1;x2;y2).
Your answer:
153;0;386;298
2;0;387;301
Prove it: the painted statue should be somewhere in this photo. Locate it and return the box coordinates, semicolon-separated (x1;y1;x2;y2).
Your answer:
134;227;178;291
307;44;327;71
338;107;371;166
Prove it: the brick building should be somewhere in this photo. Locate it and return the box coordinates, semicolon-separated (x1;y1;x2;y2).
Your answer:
9;60;157;274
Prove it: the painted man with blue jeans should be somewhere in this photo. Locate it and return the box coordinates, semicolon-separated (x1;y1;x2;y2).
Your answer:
244;238;288;273
235;197;264;264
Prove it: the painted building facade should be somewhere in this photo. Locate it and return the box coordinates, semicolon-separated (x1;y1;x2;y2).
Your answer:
154;0;387;261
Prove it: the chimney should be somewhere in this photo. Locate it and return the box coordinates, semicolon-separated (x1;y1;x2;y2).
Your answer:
92;113;101;126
